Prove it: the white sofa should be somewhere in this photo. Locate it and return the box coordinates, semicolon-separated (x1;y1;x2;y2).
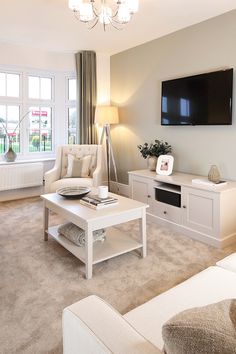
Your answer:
63;253;236;354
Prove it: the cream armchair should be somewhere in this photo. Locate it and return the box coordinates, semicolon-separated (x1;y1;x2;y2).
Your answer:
44;145;103;193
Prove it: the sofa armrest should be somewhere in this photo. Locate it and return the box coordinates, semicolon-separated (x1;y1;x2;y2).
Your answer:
63;295;161;354
216;253;236;273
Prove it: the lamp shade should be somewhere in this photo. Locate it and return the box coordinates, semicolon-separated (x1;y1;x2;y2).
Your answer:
95;105;119;125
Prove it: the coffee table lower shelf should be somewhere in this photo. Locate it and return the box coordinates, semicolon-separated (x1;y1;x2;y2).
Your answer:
48;225;143;265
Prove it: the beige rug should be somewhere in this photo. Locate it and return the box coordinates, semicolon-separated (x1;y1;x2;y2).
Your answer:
0;197;234;354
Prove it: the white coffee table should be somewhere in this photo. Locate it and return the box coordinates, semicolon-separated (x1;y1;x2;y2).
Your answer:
41;192;148;279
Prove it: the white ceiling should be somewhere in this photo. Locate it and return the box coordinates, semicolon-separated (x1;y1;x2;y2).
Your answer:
0;0;236;55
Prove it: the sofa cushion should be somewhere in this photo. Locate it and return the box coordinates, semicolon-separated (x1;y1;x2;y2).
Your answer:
64;154;91;178
162;299;236;354
216;253;236;273
124;266;236;349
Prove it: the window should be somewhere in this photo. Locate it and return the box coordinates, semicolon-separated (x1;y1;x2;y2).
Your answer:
0;67;77;159
0;73;20;98
27;74;54;153
29;107;52;152
68;78;76;101
28;76;52;100
67;78;77;144
0;71;21;153
0;104;20;153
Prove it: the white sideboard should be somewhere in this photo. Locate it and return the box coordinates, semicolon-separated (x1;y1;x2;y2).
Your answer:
128;169;236;248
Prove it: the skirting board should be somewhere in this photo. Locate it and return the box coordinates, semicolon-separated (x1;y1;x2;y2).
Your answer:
147;213;236;249
109;181;129;197
0;186;45;202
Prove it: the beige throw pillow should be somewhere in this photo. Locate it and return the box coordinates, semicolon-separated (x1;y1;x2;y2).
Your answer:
64;154;91;178
162;299;236;354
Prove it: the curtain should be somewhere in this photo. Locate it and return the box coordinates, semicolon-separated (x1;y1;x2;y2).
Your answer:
75;51;97;144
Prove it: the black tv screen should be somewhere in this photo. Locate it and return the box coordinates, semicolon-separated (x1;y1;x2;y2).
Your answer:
161;68;233;125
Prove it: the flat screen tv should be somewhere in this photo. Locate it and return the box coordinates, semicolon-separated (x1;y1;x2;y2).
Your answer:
161;68;233;125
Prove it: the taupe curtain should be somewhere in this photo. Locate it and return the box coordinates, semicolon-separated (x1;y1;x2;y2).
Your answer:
75;51;97;144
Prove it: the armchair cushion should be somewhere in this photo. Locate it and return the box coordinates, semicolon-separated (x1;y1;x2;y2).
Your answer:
51;178;93;192
64;154;92;178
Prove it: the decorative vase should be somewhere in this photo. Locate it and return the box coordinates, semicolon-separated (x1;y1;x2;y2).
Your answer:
4;144;17;162
208;165;220;183
147;156;157;171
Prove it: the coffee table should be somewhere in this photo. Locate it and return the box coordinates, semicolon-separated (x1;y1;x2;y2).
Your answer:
41;191;148;279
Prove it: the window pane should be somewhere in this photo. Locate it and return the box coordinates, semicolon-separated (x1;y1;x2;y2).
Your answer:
0;105;20;153
29;107;40;152
40;78;52;100
68;79;76;101
0;105;7;153
0;104;7;125
7;106;20;153
68;107;77;144
41;107;52;151
0;73;6;96
7;106;19;133
29;106;52;152
29;76;40;99
7;74;20;97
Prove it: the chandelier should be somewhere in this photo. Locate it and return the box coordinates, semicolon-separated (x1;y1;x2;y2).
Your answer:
68;0;139;30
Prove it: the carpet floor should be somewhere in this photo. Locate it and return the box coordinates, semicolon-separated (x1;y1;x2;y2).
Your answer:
1;197;235;354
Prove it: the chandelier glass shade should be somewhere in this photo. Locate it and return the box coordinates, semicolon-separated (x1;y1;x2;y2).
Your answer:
68;0;139;30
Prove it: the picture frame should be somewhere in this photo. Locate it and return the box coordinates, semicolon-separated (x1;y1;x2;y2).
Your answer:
156;155;174;176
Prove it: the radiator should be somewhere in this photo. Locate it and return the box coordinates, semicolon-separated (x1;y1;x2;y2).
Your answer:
0;163;44;191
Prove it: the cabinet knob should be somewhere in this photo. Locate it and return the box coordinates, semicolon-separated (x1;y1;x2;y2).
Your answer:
163;211;167;214
147;195;151;198
183;205;187;209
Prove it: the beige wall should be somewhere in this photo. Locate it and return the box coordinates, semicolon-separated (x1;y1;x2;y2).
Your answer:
111;10;236;184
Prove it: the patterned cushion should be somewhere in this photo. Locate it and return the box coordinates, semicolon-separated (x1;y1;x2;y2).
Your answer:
162;299;236;354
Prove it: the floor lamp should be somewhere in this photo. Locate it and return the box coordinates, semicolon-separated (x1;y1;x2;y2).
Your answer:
95;105;119;191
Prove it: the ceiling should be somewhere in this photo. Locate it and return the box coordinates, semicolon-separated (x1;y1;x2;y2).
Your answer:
0;0;236;55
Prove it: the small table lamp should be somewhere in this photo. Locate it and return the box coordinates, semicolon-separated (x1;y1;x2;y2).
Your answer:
95;105;119;190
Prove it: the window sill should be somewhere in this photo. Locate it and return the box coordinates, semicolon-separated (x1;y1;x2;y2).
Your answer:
0;157;55;165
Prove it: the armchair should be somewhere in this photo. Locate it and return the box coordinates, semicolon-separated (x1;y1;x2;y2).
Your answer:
44;145;103;193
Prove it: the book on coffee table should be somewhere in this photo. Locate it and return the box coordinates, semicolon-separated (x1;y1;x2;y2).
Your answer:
80;195;118;210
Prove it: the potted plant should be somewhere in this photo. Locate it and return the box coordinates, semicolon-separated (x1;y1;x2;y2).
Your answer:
137;139;172;171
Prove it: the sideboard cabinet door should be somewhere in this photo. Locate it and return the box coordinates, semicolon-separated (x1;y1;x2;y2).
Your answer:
182;186;219;237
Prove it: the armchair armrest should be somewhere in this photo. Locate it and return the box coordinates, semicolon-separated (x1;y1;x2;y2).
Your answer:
63;295;161;354
44;166;61;193
92;165;102;187
92;145;103;187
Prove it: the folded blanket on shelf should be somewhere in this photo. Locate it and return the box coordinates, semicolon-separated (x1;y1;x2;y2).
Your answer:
58;222;106;247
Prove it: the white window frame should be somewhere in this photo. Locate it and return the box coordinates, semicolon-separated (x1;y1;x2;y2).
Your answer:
0;69;23;153
0;65;77;161
26;71;55;155
65;76;77;144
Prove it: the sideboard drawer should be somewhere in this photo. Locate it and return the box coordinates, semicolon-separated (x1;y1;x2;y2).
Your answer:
154;201;182;224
